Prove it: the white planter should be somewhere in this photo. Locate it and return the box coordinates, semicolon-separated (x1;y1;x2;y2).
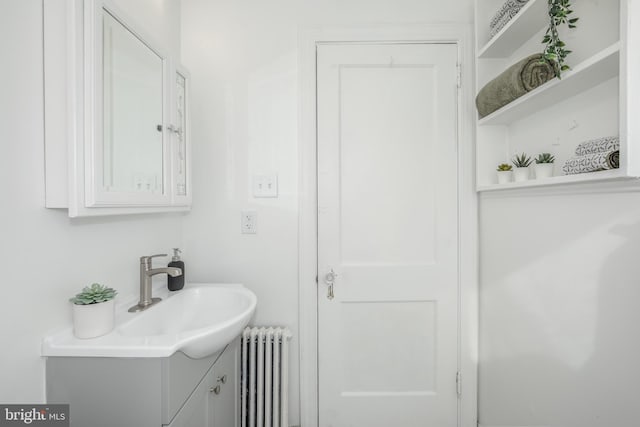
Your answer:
513;167;530;182
72;299;115;339
496;170;513;184
534;163;554;179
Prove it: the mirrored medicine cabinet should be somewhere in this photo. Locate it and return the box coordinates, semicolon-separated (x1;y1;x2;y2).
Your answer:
43;0;191;217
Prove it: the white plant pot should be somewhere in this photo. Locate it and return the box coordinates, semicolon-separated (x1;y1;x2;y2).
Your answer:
534;163;554;179
72;299;115;339
513;167;530;182
496;170;513;184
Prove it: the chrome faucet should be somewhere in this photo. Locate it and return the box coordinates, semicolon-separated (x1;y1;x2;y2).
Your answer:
128;254;182;313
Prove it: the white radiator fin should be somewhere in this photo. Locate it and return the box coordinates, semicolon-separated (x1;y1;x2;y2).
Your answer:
241;326;292;427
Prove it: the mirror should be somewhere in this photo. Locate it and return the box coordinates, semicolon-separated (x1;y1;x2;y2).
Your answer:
175;71;187;196
102;9;164;194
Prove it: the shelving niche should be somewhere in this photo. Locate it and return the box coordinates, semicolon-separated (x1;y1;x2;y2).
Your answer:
475;0;639;191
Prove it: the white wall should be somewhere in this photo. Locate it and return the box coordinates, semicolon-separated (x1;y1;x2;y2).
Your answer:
0;0;183;402
180;0;473;424
7;1;633;425
479;187;640;426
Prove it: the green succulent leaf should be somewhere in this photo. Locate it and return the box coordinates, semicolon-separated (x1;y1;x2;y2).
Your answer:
512;152;532;168
70;283;117;305
535;152;556;164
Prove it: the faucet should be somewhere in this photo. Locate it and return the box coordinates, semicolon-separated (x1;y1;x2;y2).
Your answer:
128;254;182;313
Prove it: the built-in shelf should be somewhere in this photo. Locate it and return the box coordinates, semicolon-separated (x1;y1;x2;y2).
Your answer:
478;42;620;126
477;0;547;59
477;169;627;192
475;0;630;192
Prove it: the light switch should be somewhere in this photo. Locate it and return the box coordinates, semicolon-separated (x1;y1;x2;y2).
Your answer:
252;174;278;198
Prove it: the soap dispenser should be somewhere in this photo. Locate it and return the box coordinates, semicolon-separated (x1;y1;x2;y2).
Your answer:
168;248;185;291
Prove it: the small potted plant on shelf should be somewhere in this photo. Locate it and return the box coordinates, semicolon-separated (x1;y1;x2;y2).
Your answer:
496;163;513;184
70;283;118;339
534;153;555;179
512;153;532;182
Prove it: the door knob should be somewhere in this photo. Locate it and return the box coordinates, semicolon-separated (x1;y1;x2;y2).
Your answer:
324;268;337;300
324;268;337;284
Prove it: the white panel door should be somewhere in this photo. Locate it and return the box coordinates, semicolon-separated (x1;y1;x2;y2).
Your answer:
317;43;459;427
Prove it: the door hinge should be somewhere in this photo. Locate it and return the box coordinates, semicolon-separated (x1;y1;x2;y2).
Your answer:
456;64;462;89
456;371;462;397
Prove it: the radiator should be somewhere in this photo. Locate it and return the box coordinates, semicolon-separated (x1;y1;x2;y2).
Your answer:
241;327;293;427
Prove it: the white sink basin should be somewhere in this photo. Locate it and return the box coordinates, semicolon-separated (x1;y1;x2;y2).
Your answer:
42;283;257;359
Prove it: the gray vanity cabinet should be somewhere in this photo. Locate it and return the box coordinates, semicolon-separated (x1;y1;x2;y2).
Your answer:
169;338;239;427
212;338;239;427
46;338;239;427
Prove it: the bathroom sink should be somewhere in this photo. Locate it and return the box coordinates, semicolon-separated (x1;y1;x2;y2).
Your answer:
118;285;256;358
42;283;257;359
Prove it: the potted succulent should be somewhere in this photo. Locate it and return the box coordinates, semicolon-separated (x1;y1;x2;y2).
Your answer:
70;283;118;339
512;153;532;182
534;153;555;179
496;163;513;184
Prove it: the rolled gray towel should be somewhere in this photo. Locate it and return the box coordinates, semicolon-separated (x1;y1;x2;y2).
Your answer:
490;0;530;29
476;54;555;118
575;136;619;156
562;150;620;175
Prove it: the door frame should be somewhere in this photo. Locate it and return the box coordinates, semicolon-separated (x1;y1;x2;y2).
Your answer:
298;24;478;427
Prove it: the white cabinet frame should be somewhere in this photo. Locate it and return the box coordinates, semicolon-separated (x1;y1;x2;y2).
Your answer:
44;0;191;217
171;65;193;207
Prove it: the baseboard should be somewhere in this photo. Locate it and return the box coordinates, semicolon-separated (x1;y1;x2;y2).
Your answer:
478;424;551;427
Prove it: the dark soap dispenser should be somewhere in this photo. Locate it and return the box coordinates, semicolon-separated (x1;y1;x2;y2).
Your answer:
168;248;185;291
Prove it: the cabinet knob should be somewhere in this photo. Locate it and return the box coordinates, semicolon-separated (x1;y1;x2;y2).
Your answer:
217;375;227;384
210;385;221;395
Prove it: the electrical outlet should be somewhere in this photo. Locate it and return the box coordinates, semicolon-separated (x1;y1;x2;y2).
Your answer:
241;210;257;234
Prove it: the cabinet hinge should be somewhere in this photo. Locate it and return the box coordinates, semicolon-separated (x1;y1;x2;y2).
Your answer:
456;64;462;89
456;371;462;397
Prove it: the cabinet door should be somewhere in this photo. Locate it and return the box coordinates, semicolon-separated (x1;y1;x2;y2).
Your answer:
167;371;215;427
212;340;240;427
89;4;173;207
43;0;193;217
167;340;239;427
171;66;191;206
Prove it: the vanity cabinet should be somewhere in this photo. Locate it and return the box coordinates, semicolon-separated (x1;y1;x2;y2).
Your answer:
43;0;191;217
168;339;239;427
46;339;239;427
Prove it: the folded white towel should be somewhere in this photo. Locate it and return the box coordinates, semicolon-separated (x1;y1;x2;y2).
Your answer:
562;150;619;175
574;136;619;156
490;0;530;29
490;8;521;37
